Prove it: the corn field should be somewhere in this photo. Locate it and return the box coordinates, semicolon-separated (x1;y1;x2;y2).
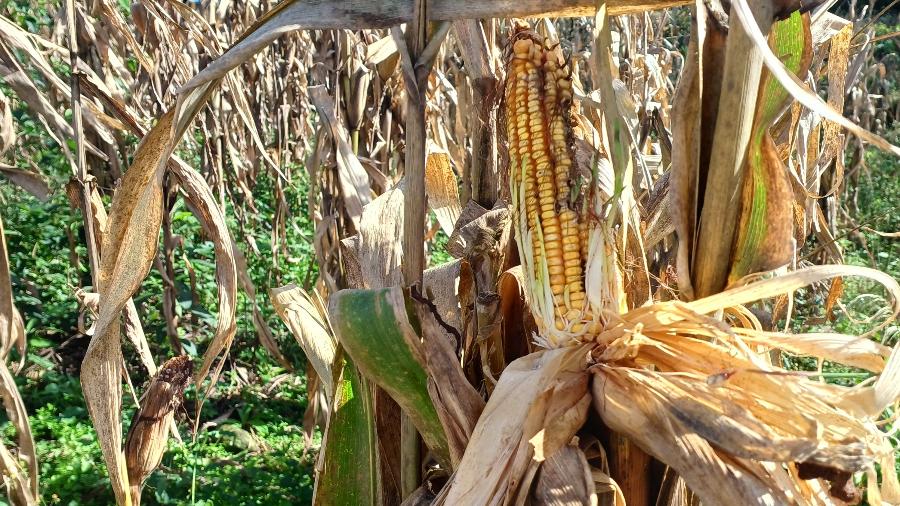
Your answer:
0;0;898;504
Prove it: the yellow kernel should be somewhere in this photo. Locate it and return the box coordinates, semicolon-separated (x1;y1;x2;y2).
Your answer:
513;39;531;56
564;266;582;277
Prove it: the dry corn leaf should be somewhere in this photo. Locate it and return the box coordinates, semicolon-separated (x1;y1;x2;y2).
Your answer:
0;422;34;506
0;89;14;156
342;178;406;288
271;284;337;402
0;214;37;504
82;107;176;506
0;164;49;203
729;11;811;283
422;258;473;335
820;23;853;179
446;202;508;260
172;161;238;389
0;214;25;372
65;183;156;376
691;0;772;298
424;149;461;236
0;41;75;163
410;294;484;466
308;86;372;227
83;79;217;505
0;356;36;505
177;0;691;97
732;0;900;157
498;266;536;362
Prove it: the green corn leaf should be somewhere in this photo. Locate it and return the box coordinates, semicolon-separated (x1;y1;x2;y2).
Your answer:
329;287;451;466
314;360;378;505
730;11;809;282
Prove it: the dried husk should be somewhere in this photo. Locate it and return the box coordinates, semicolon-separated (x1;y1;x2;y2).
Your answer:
124;356;193;506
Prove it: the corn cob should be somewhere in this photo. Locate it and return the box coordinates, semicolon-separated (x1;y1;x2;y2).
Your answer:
505;29;610;346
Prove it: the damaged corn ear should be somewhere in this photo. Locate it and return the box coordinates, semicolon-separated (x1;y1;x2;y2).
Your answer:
506;28;620;347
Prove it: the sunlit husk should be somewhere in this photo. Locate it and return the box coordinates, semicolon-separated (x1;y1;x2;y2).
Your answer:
448;264;900;504
124;356;193;506
589;265;900;504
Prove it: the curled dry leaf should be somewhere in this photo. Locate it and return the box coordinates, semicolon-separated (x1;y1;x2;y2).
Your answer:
309;85;372;227
64;76;236;389
82;102;184;505
422;258;473;335
410;292;484;467
446;202;508;260
171;160;238;390
669;19;702;300
65;182;156;376
594;367;784;505
271;284;336;402
125;356;193;506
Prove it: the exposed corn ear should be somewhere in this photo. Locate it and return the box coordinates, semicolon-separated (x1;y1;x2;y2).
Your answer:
505;27;624;347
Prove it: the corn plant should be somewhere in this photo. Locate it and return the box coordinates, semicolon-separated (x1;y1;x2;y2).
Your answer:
0;0;899;505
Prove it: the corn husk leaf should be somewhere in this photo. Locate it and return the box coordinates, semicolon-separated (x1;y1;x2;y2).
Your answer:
532;442;597;505
594;366;785;505
124;356;192;506
439;344;591;505
446;202;508;260
589;264;900;505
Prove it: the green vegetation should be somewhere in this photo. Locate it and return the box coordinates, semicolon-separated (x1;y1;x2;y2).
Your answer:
0;105;319;505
